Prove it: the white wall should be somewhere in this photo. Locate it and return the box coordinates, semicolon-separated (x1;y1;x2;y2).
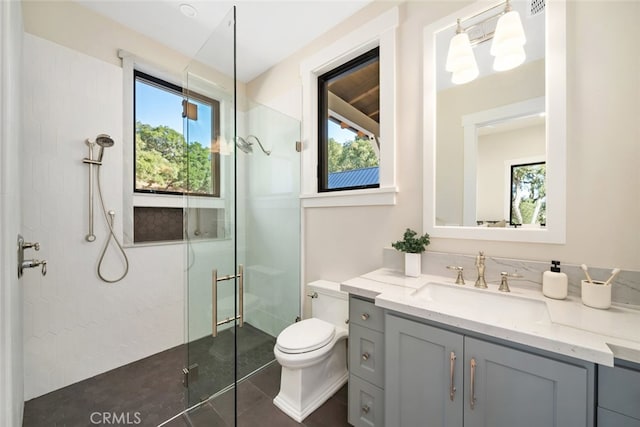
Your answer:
21;34;185;400
476;124;545;221
0;1;25;424
247;0;640;312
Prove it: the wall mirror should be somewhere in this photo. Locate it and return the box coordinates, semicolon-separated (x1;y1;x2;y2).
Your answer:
423;0;566;243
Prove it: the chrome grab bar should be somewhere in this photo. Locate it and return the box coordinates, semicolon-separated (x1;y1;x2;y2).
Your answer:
211;265;244;337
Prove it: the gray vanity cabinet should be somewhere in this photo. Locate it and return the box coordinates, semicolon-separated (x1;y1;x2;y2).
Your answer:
463;336;589;427
385;314;464;427
598;364;640;426
385;313;593;427
349;296;385;427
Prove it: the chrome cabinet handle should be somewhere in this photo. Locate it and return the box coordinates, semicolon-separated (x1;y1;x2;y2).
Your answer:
362;352;370;361
450;351;456;401
361;313;370;321
470;358;477;410
361;405;370;414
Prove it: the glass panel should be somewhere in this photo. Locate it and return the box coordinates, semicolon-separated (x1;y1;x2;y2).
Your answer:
184;6;238;407
182;5;301;421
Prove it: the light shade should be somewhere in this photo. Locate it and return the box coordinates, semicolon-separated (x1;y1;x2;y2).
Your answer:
446;32;479;84
493;44;526;71
490;9;527;71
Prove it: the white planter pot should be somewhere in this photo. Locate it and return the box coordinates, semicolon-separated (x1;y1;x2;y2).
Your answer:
404;253;421;277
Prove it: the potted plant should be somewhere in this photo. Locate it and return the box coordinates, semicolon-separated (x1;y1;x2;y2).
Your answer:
392;228;430;277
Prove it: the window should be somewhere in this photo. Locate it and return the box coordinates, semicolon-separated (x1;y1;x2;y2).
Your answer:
299;7;398;207
317;48;380;192
134;70;220;197
510;161;546;226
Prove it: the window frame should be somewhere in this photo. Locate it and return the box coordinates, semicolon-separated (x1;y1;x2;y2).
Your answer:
133;70;221;198
317;47;380;193
299;7;399;208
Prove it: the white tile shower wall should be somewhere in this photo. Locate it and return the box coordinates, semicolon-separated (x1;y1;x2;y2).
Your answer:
22;34;184;400
1;1;25;424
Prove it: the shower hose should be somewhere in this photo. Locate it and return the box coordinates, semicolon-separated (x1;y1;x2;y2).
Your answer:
95;167;129;283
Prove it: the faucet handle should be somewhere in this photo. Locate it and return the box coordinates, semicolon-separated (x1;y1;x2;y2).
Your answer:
498;271;522;292
446;265;465;285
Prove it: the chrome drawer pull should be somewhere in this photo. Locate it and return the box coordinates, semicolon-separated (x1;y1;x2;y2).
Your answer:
362;352;370;361
361;313;370;320
470;358;477;410
362;405;370;414
450;351;456;401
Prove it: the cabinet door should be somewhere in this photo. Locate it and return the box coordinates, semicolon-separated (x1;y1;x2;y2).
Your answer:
385;314;464;427
464;337;591;427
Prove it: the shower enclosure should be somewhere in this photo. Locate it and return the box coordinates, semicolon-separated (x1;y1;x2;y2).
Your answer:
181;6;301;413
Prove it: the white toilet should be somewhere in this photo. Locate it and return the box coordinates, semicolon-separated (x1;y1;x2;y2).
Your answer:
273;280;349;422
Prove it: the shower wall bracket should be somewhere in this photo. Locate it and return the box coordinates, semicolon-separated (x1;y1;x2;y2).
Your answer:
17;234;47;278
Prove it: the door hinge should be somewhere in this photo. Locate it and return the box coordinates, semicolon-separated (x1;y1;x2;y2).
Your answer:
182;363;199;388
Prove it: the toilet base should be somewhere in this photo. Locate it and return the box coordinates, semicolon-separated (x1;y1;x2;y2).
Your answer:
273;340;347;422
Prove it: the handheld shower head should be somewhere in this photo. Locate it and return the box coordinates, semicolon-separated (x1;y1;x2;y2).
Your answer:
95;134;115;163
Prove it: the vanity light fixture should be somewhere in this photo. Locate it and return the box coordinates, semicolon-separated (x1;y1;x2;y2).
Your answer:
491;0;527;71
446;0;527;84
445;19;480;85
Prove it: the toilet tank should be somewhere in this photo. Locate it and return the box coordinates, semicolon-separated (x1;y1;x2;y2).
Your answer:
309;280;349;328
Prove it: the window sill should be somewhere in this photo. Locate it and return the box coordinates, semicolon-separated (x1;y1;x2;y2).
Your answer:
300;186;398;208
133;193;225;209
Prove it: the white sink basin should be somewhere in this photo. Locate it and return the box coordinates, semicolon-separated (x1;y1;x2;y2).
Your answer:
411;282;551;326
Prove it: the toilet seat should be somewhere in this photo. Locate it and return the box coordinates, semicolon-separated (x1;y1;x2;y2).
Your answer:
276;318;335;354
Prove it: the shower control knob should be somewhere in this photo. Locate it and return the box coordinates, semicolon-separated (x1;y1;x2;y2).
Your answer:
23;241;40;251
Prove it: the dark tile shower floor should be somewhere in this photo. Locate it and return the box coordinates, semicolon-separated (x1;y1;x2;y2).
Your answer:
22;323;344;427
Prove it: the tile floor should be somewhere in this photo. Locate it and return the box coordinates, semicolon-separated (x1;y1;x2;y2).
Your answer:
22;324;350;426
164;362;350;427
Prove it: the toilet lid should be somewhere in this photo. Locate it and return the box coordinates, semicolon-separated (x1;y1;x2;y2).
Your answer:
276;318;335;354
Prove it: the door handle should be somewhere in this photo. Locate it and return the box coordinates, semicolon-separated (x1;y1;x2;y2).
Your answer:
470;358;477;410
449;351;456;401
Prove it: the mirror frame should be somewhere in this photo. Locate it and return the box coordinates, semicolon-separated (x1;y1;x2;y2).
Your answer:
422;0;566;244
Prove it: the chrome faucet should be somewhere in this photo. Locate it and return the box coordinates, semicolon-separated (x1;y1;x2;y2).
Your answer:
474;251;488;289
446;265;465;285
498;271;523;292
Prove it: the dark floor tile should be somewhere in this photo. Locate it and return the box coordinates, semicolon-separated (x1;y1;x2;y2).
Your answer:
237;397;303;427
210;380;269;425
247;361;282;399
303;397;350;427
160;413;190;427
332;384;348;406
186;403;227;427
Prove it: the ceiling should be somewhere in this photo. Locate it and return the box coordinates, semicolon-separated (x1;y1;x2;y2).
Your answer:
329;60;379;123
75;0;373;83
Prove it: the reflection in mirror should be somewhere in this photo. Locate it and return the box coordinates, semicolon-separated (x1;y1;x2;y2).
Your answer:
423;0;566;243
435;0;545;227
509;161;546;226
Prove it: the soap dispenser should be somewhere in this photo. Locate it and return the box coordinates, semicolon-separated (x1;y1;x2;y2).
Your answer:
542;260;568;299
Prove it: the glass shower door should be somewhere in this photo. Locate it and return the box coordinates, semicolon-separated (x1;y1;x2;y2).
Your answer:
183;6;240;407
182;4;302;419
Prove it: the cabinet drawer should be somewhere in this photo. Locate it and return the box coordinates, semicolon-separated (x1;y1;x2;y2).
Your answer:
598;408;640;427
350;296;384;332
349;374;384;427
350;324;384;387
599;365;640;419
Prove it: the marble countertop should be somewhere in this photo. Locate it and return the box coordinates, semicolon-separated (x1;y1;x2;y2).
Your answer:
341;268;640;366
